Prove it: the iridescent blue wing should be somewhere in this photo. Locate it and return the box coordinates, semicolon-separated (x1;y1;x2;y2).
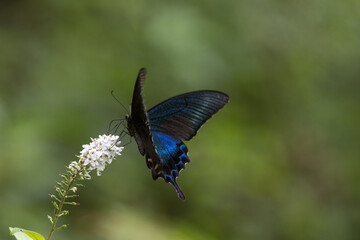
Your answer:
148;91;229;141
146;90;229;200
147;131;190;200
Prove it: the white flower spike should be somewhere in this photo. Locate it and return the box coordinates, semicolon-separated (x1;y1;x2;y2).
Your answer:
69;134;123;179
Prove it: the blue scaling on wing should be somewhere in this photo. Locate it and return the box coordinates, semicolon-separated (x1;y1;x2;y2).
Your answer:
148;90;229;141
148;131;190;200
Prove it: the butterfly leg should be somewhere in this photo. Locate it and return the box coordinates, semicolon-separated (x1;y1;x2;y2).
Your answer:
121;134;132;147
107;119;125;134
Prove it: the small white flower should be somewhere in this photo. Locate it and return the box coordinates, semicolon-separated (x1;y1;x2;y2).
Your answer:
68;161;91;179
68;134;123;179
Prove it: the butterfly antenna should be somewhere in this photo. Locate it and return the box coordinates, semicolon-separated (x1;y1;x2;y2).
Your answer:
111;90;129;114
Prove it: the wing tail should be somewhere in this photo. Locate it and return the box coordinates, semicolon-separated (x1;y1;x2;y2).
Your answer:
165;174;186;201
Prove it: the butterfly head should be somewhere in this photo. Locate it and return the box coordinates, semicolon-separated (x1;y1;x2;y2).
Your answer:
125;114;134;137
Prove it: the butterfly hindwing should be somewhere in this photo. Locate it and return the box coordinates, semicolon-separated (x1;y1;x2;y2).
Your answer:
146;131;190;200
148;91;229;141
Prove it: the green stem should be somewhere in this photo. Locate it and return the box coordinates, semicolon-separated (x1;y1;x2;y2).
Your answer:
46;173;77;240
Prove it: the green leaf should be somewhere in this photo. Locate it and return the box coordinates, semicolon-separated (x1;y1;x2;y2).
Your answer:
9;227;45;240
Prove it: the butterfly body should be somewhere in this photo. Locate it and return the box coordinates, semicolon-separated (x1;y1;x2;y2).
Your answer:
126;68;229;200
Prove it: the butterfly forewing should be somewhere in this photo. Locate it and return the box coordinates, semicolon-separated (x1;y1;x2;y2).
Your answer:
127;68;159;161
148;91;229;141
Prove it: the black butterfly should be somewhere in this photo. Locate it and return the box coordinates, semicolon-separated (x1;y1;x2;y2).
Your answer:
125;68;229;200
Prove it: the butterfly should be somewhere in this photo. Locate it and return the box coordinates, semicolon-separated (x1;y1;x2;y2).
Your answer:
125;68;229;200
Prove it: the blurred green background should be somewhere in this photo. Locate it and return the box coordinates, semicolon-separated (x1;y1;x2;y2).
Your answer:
1;0;360;239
